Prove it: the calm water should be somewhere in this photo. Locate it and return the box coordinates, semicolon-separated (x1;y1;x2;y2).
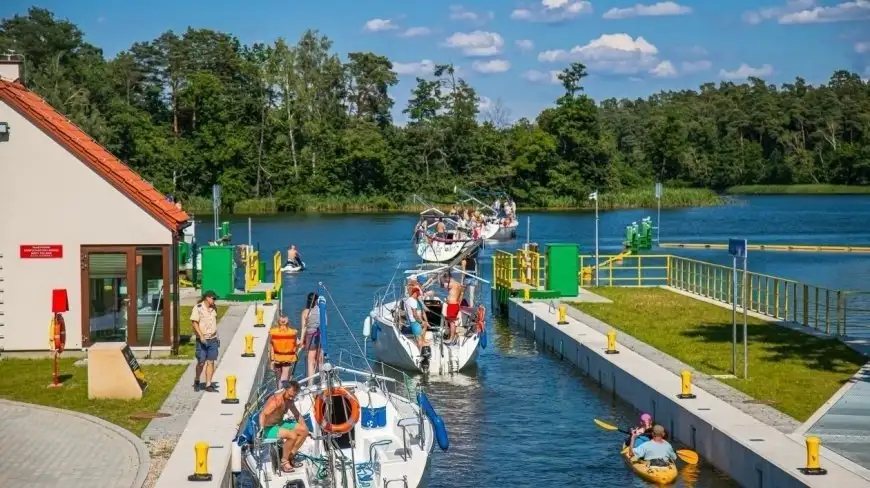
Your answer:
198;195;870;487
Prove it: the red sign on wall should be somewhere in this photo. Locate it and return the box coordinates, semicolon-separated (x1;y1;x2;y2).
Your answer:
20;245;63;259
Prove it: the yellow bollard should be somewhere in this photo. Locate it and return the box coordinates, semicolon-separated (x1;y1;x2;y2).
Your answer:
187;441;213;481
522;287;531;303
677;370;697;399
605;330;619;354
557;305;568;325
241;334;256;358
799;436;828;475
254;305;265;327
263;288;274;307
221;375;239;404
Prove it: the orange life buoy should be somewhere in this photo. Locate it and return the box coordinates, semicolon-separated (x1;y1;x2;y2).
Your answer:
313;387;361;434
49;314;66;353
475;305;486;334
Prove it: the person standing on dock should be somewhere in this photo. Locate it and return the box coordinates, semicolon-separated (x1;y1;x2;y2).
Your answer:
191;291;220;392
299;292;322;388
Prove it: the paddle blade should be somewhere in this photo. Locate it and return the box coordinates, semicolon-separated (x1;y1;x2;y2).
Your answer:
677;449;699;465
594;418;619;431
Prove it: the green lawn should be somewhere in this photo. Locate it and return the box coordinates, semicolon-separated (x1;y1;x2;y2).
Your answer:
570;288;867;421
175;305;229;358
726;184;870;195
0;358;186;436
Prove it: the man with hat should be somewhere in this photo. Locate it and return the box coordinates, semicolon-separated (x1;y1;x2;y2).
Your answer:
192;290;220;392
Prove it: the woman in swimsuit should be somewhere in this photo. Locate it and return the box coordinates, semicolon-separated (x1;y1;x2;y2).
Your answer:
299;292;322;388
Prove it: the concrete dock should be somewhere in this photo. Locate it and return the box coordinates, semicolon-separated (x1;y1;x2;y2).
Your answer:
507;297;870;488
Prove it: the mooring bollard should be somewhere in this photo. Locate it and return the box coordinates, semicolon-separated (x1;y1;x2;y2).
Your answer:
523;287;531;304
677;370;697;399
557;305;568;324
798;436;828;475
241;334;256;358
254;305;265;327
605;330;619;354
263;288;274;306
188;441;213;481
221;375;239;404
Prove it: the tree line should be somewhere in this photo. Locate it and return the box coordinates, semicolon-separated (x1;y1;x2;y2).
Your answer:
1;8;868;213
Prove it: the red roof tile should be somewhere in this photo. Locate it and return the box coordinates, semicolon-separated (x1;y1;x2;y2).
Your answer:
0;79;189;232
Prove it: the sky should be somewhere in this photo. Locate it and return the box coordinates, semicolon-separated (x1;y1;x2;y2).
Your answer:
3;0;870;122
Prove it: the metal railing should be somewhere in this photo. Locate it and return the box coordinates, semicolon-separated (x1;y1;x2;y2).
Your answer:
272;251;282;292
515;249;545;288
244;246;260;292
493;251;516;289
579;254;670;287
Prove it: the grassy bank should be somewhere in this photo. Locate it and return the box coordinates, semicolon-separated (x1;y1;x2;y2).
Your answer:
570;287;866;421
0;358;186;436
181;187;722;215
726;184;870;195
175;305;230;358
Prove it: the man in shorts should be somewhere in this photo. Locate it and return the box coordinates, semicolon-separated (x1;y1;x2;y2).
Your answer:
260;380;309;473
191;290;220;392
404;285;430;351
440;272;464;343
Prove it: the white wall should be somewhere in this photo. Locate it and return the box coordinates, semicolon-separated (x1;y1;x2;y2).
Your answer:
0;100;172;351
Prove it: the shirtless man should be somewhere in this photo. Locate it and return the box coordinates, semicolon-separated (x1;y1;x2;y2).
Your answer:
435;218;446;234
287;245;302;267
440;272;464;343
259;380;309;473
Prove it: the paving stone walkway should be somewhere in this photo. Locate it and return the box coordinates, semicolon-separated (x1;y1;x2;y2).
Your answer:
0;399;149;488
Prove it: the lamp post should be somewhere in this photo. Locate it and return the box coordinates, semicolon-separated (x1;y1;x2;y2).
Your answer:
589;190;599;287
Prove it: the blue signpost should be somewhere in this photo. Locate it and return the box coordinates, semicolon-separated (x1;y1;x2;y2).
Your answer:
728;239;748;378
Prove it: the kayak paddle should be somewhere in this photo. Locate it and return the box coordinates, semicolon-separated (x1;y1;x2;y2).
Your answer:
594;419;700;465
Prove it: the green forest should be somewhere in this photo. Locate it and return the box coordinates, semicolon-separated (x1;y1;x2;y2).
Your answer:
1;8;869;213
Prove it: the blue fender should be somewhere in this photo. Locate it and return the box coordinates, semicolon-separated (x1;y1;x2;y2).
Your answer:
371;322;379;342
479;329;487;350
417;392;449;450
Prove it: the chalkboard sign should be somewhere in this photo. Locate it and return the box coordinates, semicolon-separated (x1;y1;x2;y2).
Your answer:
121;345;148;392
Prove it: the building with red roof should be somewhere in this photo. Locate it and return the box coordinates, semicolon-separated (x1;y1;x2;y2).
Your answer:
0;56;190;354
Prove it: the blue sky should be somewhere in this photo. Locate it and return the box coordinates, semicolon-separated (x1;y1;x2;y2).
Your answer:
3;0;869;122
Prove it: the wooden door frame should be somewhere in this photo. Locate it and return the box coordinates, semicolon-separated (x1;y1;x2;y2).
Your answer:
80;245;171;348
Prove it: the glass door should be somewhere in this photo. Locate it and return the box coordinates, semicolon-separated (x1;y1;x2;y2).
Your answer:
85;252;130;344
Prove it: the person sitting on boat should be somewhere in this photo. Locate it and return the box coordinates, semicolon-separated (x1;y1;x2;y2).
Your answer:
404;285;430;351
259;380;309;473
625;412;654;448
299;293;322;388
440;272;464;344
269;315;298;390
629;425;676;467
286;245;303;268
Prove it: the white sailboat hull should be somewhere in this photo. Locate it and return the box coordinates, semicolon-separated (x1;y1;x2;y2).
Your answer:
485;219;518;240
415;238;479;263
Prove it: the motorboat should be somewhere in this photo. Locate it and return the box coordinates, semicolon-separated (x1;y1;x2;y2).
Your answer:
282;260;306;273
364;264;489;375
453;186;518;241
232;284;448;488
412;195;481;263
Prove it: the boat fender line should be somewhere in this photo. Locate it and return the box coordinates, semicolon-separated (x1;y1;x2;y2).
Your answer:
230;442;242;472
314;387;361;434
417;392;449;450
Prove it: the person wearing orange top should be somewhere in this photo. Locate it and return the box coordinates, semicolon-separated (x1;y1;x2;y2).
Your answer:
269;315;298;390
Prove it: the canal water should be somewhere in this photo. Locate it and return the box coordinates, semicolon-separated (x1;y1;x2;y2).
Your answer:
199;195;870;487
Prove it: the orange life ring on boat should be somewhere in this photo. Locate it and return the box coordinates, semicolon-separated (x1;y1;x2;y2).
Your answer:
48;314;66;353
313;387;361;434
476;305;486;334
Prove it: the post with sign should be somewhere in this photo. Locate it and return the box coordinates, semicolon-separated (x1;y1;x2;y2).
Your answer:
727;239;749;378
212;184;222;243
654;182;662;244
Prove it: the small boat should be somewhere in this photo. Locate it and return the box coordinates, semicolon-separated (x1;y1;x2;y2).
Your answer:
412;196;481;263
233;284;448;488
620;444;679;485
453;186;518;241
365;264;488;375
281;260;306;273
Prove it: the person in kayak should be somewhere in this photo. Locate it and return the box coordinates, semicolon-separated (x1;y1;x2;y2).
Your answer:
286;245;303;268
626;412;654;447
629;425;676;466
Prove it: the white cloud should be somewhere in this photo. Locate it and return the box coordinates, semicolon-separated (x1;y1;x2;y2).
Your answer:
444;31;504;56
523;69;563;84
719;63;774;80
683;45;709;57
393;59;436;76
364;18;398;32
472;59;511;73
516;39;535;51
400;27;433;38
477;96;493;112
450;5;494;23
743;0;870;25
603;2;692;19
650;60;678;77
855;41;870;53
511;0;593;23
538;33;675;77
681;60;712;73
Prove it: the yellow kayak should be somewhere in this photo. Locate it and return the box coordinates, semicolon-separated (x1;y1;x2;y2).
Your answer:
621;445;678;484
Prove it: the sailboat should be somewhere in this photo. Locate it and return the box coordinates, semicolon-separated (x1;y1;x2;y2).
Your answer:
232;283;449;488
453;186;518;241
412;195;481;263
364;264;489;375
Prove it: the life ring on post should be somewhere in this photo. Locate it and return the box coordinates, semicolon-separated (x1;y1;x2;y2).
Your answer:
313;387;361;434
49;314;66;353
475;305;486;334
